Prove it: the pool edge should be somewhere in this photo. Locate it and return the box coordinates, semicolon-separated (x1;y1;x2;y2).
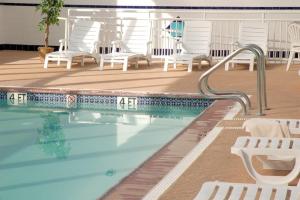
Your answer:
99;100;236;200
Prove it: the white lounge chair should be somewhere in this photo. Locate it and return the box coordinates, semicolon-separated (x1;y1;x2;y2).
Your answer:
243;118;300;135
225;22;268;72
232;136;300;185
286;23;300;71
195;181;300;199
99;19;152;71
44;20;101;70
163;20;212;72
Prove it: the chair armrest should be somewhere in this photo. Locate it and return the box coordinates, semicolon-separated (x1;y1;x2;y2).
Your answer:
173;40;183;55
147;41;152;55
225;41;240;53
93;41;102;54
59;39;66;52
111;40;123;53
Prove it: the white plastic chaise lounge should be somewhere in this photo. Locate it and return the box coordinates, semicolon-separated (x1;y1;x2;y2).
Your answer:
232;136;300;185
225;22;268;72
99;19;152;71
243;118;300;135
44;20;101;70
286;23;300;71
195;181;300;199
163;20;212;72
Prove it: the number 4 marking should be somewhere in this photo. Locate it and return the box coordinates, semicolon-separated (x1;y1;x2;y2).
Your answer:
119;98;125;105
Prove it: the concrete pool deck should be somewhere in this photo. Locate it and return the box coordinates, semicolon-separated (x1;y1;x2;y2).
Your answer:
2;50;300;199
1;50;300;119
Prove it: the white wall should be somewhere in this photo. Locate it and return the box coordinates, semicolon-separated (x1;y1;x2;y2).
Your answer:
0;6;4;44
1;0;300;7
2;6;65;45
0;0;299;46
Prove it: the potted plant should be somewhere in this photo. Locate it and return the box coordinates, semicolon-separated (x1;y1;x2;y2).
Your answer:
36;0;64;59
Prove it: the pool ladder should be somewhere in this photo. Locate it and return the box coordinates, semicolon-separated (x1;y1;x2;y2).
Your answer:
198;44;267;116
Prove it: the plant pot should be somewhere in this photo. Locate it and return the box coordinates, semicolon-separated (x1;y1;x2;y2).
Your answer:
38;47;54;61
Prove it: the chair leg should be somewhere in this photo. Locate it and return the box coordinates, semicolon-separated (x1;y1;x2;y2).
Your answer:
99;59;104;70
43;56;49;69
249;59;254;72
173;61;177;69
67;58;72;70
135;58;139;69
123;58;128;71
188;60;193;72
81;56;84;67
163;59;169;72
225;61;230;71
57;57;61;66
147;58;151;67
95;56;100;65
286;51;295;71
208;56;212;67
198;59;202;70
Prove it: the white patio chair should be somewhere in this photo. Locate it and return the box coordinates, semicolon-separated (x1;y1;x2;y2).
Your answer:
163;20;212;72
232;136;300;185
225;22;268;72
286;23;300;71
44;20;101;70
99;19;152;71
195;181;300;199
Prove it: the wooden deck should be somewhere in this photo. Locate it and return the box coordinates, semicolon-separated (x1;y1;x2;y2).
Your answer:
1;50;300;199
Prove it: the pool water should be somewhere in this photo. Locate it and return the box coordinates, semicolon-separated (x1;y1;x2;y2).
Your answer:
0;103;206;200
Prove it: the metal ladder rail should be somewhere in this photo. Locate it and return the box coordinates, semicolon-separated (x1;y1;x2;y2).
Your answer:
199;47;257;114
246;44;268;110
199;46;262;115
198;45;267;116
199;45;265;115
209;44;267;114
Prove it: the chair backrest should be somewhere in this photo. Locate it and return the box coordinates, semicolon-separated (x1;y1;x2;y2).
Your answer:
238;22;268;54
121;19;151;54
288;23;300;44
100;19;122;54
68;20;101;54
181;20;212;56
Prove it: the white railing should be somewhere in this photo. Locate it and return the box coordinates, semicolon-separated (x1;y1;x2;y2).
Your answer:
64;8;300;63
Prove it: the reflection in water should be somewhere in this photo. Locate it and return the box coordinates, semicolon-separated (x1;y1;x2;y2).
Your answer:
37;112;70;159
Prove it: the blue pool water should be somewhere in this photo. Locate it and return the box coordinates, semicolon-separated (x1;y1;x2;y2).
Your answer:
0;103;206;200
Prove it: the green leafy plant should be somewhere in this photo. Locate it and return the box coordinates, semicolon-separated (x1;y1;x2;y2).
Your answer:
36;0;64;48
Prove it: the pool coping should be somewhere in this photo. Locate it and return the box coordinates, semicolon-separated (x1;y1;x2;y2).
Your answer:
143;102;241;200
100;99;236;200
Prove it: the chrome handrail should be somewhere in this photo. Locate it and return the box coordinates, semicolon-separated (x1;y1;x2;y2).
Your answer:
198;44;267;116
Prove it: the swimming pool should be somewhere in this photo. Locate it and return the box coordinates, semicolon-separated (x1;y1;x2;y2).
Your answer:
0;101;207;200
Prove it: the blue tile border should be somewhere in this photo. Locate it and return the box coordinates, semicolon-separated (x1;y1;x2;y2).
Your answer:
27;93;66;102
1;3;300;10
0;92;6;100
0;91;213;108
77;95;117;105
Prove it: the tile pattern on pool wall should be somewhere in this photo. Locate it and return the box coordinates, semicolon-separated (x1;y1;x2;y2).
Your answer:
138;96;213;107
0;91;213;108
27;93;66;102
0;92;6;100
78;95;118;104
27;93;66;108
